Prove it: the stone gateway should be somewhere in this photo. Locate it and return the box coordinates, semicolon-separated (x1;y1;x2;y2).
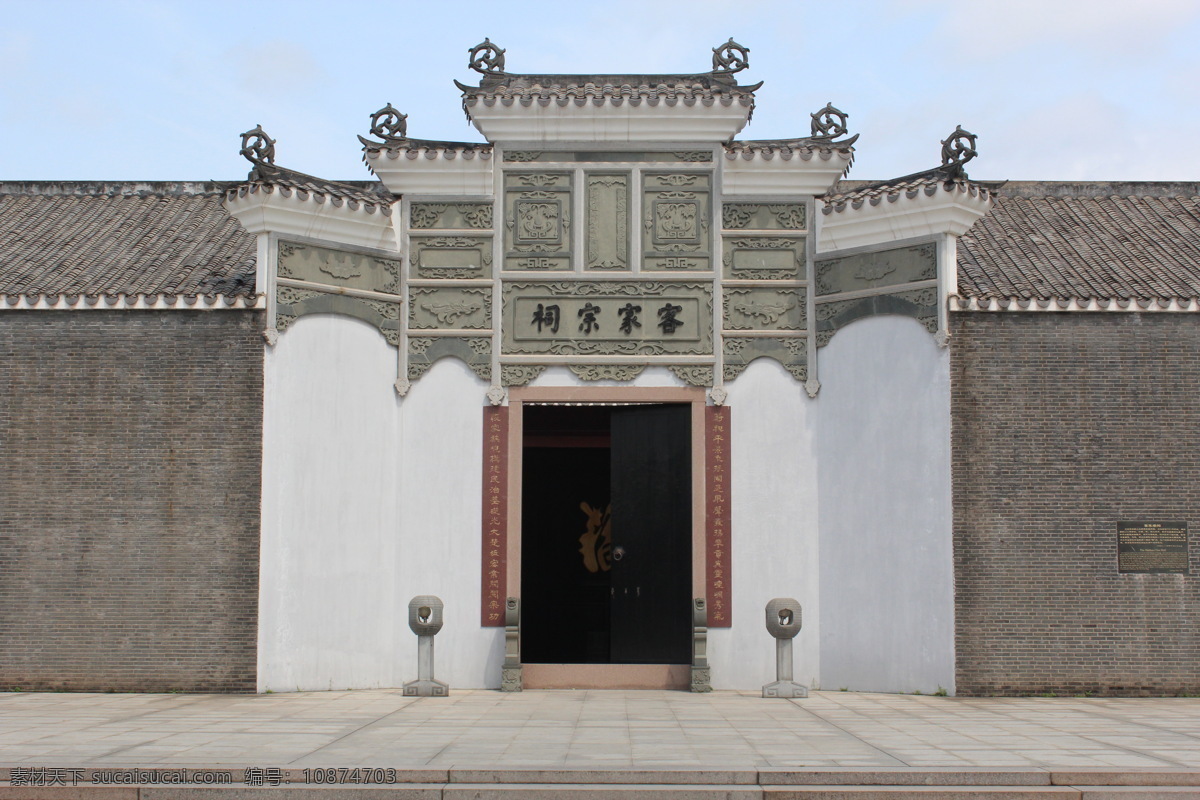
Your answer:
1;41;1197;696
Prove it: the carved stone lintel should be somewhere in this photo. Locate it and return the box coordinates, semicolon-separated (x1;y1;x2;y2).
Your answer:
487;386;507;406
708;386;728;406
262;328;279;347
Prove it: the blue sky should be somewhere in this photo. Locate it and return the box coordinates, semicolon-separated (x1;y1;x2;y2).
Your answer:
2;0;1198;182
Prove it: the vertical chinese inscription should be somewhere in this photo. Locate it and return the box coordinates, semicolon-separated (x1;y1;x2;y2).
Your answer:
481;406;509;626
706;406;732;627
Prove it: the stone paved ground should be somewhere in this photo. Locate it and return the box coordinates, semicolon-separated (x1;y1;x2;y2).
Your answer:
0;690;1198;770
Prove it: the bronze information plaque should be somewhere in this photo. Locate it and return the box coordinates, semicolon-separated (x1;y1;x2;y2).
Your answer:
1117;521;1189;574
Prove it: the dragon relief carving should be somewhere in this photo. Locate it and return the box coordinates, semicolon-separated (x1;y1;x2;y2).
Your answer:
317;253;364;281
854;260;897;284
726;290;798;327
420;301;483;326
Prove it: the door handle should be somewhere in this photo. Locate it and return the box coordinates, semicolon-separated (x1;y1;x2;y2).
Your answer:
612;546;626;561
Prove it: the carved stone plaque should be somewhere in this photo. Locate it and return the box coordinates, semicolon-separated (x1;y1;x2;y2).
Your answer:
585;172;630;271
722;236;806;281
642;173;712;271
409;287;492;330
501;281;713;356
278;240;400;295
504;172;572;271
410;235;492;279
723;287;805;331
816;242;937;296
1118;522;1189;574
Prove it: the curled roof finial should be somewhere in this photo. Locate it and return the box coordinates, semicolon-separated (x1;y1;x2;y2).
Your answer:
468;38;506;74
810;102;850;140
239;125;276;167
368;103;408;143
712;38;749;73
941;125;978;169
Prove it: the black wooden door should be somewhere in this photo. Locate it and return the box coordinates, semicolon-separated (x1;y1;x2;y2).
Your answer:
609;404;692;664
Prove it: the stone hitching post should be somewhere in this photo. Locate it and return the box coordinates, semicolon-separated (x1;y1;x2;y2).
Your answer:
762;597;807;698
403;595;448;697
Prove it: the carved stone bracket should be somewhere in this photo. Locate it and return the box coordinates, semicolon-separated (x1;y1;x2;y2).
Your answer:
408;337;491;383
500;365;546;387
723;336;807;383
815;286;940;348
276;285;401;345
668;365;714;387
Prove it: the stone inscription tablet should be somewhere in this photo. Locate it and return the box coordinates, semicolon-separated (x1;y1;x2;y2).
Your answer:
1117;521;1189;574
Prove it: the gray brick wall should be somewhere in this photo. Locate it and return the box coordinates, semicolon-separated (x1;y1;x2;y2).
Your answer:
0;311;263;692
951;312;1199;696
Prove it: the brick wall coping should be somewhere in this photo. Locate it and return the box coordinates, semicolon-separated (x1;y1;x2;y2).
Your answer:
951;295;1200;312
0;293;265;311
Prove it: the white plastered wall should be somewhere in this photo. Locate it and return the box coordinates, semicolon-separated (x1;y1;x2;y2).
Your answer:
710;359;820;690
814;315;955;694
259;315;498;691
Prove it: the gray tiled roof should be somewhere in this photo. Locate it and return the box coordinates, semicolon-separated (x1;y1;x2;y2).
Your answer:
957;182;1200;301
226;165;393;212
0;182;257;297
3;181;1198;304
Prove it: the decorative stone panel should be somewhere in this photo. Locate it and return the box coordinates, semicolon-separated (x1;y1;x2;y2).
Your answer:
504;172;572;271
276;286;400;344
501;281;713;356
409;286;492;330
585;172;630;271
642;173;712;271
723;336;807;382
408;336;491;382
721;236;806;281
567;364;645;382
409;202;494;230
721;203;806;231
410;235;492;279
278;240;399;295
815;242;936;296
723;287;805;331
